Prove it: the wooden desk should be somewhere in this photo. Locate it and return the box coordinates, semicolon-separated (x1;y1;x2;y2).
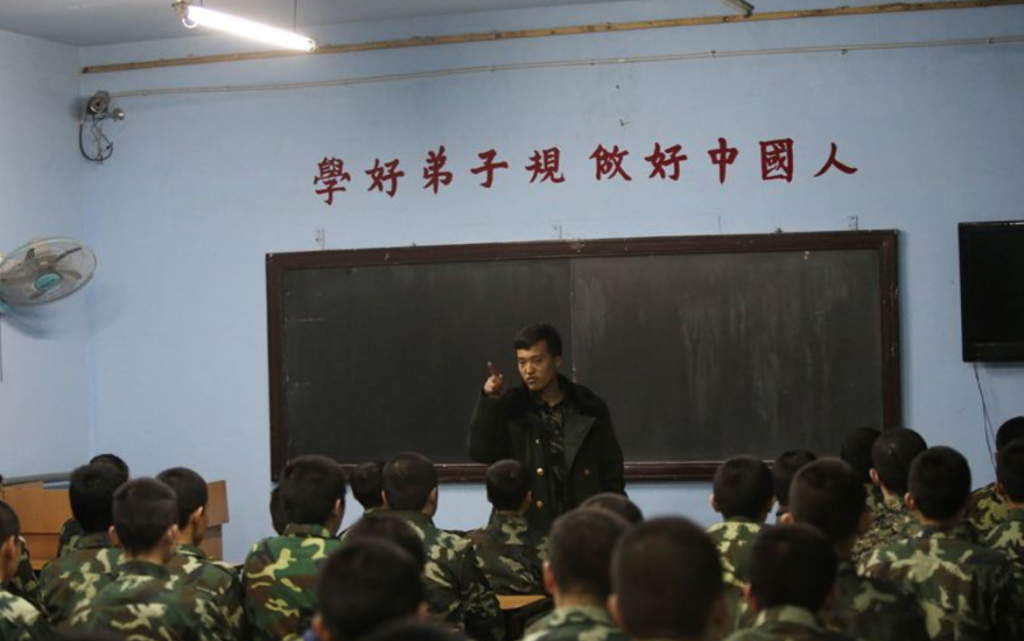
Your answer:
498;595;547;611
497;594;551;640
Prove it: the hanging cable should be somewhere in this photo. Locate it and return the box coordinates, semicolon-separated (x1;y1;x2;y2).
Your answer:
973;362;997;472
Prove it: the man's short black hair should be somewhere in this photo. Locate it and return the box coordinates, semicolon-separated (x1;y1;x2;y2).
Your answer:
112;478;178;555
156;467;209;529
279;455;347;526
350;461;386;511
270;485;287;535
612;517;723;640
840;427;881;484
909;446;972;521
872;427;927;496
773;450;816;509
485;460;530;511
713;457;774;520
789;458;867;543
89;453;130;478
997;439;1024;503
749;524;837;613
0;500;20;543
70;462;130;533
361;621;463;641
383;453;437;512
581;493;644;525
996;417;1024;452
548;508;629;599
344;512;427;570
317;539;424;641
514;323;563;358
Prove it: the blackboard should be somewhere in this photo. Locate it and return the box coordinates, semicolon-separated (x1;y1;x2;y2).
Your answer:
267;231;901;481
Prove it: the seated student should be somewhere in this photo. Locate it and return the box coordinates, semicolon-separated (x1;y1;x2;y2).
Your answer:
580;493;644;525
70;478;231;641
862;446;1022;640
57;453;130;557
851;427;927;566
361;620;465;641
984;439;1024;566
350;461;386;516
382;452;504;641
772;450;816;520
40;462;126;626
158;467;248;640
468;459;547;595
967;416;1024;538
839;427;885;515
245;455;346;641
609;517;729;641
523;508;630;641
0;500;53;641
787;458;928;641
269;485;287;535
343;511;427;570
725;524;852;641
0;474;42;610
310;539;426;641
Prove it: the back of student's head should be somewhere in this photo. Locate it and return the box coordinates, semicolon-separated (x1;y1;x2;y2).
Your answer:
70;462;130;533
344;512;427;570
996;417;1024;452
548;508;629;599
90;453;130;478
317;539;424;641
773;450;817;509
156;467;208;529
714;456;774;520
581;493;644;525
350;461;386;511
485;459;530;511
872;427;927;495
612;517;723;640
383;453;437;512
279;455;347;526
0;500;19;544
112;478;178;555
789;458;867;543
749;524;837;613
997;439;1024;503
909;446;971;520
840;427;881;484
360;620;463;641
270;485;287;535
514;323;563;357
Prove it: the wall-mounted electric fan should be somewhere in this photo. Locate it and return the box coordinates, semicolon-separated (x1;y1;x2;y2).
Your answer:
0;238;97;313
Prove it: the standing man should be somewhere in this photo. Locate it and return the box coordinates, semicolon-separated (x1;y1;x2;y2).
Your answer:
469;323;625;532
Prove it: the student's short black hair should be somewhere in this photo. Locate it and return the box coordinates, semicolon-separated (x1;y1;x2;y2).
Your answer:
0;500;20;544
996;417;1024;451
350;461;386;511
749;524;837;613
581;493;644;525
344;512;427;570
840;427;881;484
612;517;723;640
360;621;462;641
317;539;424;641
514;323;563;357
872;427;927;496
383;453;437;512
89;453;130;478
997;439;1024;503
279;455;347;526
485;460;530;511
156;467;209;529
548;508;629;599
270;485;287;535
70;462;130;533
713;457;774;520
112;478;178;555
909;446;972;521
773;450;817;509
789;458;867;542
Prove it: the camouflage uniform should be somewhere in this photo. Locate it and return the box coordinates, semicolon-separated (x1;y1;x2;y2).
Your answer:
864;482;885;518
56;518;84;557
984;507;1024;563
851;496;911;570
966;483;1008;541
822;560;928;641
168;543;248;640
0;584;53;641
7;540;41;609
243;523;340;641
707;518;763;628
861;522;1022;640
39;530;121;627
521;605;627;641
724;605;855;641
71;559;232;641
468;511;548;595
392;511;505;641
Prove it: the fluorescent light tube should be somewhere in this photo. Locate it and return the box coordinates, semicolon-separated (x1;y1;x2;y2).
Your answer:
179;3;316;52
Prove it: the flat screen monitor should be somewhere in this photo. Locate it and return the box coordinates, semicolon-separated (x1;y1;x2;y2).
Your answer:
959;220;1024;362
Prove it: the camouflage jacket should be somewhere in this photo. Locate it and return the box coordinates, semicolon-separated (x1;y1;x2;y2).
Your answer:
967;483;1008;541
724;605;855;641
7;539;41;610
521;604;627;641
851;496;911;570
864;483;885;518
70;559;232;641
468;511;548;595
168;543;249;640
822;560;928;641
983;507;1024;563
39;530;121;626
392;511;505;641
243;523;341;641
707;518;764;587
861;522;1022;641
56;518;84;557
0;585;54;641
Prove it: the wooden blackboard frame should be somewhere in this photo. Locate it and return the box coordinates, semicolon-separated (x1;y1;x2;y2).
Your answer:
267;230;901;482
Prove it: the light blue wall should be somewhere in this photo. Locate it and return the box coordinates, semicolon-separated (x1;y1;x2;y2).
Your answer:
76;1;1024;561
0;30;90;477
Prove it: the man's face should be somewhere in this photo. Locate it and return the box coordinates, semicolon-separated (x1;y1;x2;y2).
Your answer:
517;340;561;392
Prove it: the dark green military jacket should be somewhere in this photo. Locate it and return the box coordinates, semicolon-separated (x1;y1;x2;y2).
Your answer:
984;507;1024;563
851;496;911;570
707;518;764;631
7;539;41;609
521;604;627;641
168;543;248;640
967;483;1008;541
724;605;855;641
468;375;625;532
468;511;547;595
39;530;121;627
56;518;84;557
823;560;928;641
0;585;53;641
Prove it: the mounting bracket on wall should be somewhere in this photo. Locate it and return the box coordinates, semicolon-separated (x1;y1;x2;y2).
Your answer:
79;90;126;163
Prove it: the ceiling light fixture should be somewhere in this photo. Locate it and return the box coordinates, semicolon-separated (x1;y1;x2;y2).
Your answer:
718;0;755;16
172;1;316;53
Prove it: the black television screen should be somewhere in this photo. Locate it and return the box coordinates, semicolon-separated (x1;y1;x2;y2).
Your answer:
959;221;1024;362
